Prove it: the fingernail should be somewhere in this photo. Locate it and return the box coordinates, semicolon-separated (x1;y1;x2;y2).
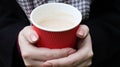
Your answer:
79;29;84;36
31;34;38;42
77;29;85;38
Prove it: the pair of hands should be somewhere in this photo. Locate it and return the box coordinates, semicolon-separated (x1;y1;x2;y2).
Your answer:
18;25;93;67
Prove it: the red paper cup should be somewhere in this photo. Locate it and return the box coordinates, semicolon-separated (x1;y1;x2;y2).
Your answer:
30;3;82;49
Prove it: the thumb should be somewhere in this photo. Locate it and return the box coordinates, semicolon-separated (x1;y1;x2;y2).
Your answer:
22;26;39;43
76;25;89;38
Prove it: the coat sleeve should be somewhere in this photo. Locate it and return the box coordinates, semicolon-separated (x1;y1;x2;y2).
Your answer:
0;0;30;67
84;0;120;67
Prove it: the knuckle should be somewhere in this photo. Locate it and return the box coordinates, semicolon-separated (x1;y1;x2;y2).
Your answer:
91;51;94;57
18;30;24;37
88;61;92;66
86;61;92;67
86;55;93;67
90;51;94;58
22;51;31;59
23;26;31;30
21;26;31;34
19;26;29;36
87;50;94;59
83;25;89;32
23;60;33;67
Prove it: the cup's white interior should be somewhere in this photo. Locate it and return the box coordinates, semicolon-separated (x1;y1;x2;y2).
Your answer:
30;3;82;32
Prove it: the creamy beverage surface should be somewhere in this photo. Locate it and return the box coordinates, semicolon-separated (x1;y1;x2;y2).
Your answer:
37;12;76;31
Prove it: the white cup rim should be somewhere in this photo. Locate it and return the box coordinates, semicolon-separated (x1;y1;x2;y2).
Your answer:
30;3;82;32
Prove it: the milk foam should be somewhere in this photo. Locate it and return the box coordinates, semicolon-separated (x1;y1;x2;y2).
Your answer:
37;12;76;31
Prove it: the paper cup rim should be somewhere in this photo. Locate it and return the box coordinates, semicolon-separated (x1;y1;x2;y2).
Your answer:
30;3;82;32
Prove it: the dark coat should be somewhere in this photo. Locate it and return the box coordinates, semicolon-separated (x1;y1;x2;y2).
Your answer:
0;0;29;67
87;0;120;67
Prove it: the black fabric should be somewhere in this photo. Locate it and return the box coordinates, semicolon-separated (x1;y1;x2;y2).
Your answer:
12;42;25;67
0;0;29;67
86;0;120;67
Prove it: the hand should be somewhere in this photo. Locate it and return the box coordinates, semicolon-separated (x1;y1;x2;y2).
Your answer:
42;25;93;67
18;26;76;67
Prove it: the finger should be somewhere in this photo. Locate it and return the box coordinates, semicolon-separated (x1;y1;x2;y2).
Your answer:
21;26;39;43
29;47;76;61
24;59;44;67
76;25;89;38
